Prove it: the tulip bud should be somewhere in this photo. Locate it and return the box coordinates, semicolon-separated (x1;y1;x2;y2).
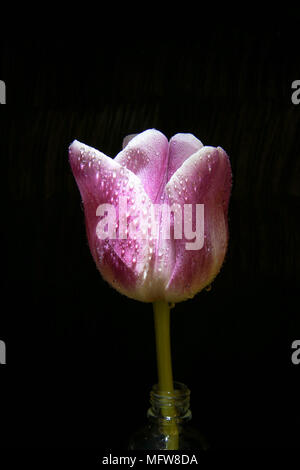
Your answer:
69;129;232;303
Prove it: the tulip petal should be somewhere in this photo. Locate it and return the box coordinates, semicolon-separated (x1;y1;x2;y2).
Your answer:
115;129;169;203
69;140;157;302
163;146;232;302
167;133;203;181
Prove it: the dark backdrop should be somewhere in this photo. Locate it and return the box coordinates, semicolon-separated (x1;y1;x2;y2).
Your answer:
0;24;300;452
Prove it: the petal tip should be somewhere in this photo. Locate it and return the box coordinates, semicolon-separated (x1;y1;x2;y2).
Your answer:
69;139;81;151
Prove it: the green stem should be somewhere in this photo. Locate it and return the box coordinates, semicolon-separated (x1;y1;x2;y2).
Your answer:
153;301;178;450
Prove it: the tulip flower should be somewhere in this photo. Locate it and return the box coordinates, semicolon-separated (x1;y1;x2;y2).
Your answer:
69;129;232;450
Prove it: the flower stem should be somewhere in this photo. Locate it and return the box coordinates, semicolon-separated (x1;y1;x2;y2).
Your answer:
153;300;178;450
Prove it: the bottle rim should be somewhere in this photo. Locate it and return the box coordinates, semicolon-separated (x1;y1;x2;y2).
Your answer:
149;381;191;421
151;381;190;400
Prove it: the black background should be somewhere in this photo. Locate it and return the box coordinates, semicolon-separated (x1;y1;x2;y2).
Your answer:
0;19;300;452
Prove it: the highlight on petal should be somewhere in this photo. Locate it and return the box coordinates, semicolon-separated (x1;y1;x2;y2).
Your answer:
167;133;203;181
115;129;169;203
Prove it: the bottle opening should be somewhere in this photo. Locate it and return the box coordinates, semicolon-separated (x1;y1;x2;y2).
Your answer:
148;381;191;421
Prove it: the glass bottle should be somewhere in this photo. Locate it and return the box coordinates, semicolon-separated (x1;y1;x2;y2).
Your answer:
128;382;208;450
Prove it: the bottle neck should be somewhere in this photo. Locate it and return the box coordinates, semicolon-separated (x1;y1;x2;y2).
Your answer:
147;381;192;423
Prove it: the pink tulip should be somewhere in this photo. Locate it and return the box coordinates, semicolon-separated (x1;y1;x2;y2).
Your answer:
69;129;232;303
